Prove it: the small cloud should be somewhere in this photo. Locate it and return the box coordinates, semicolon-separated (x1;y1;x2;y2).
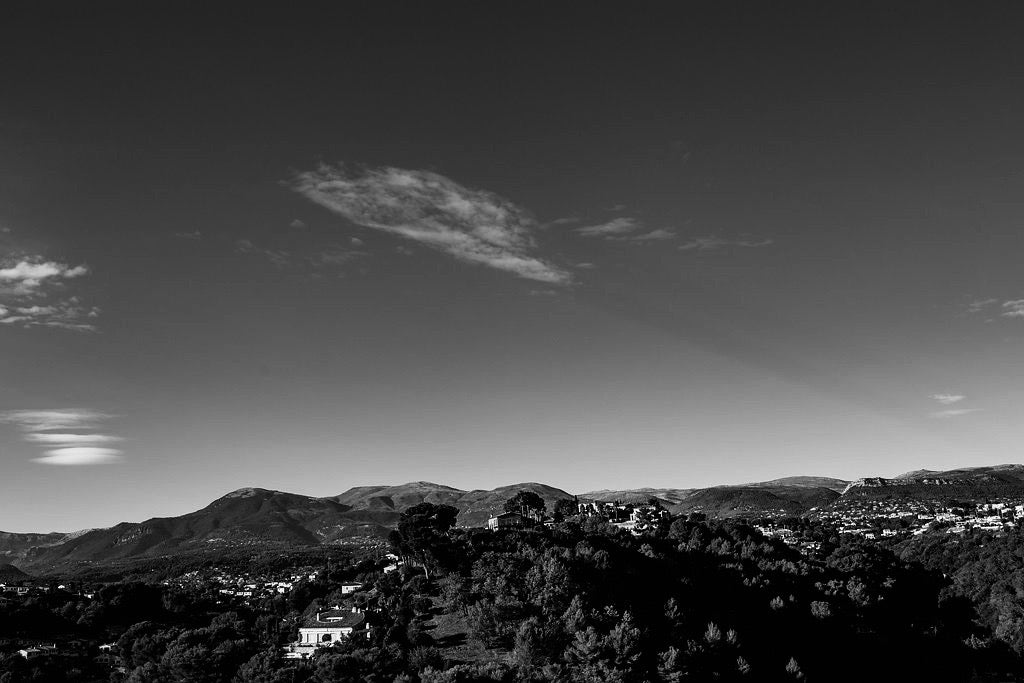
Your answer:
0;409;124;465
290;164;571;284
0;298;101;332
350;237;364;247
966;298;998;314
576;217;640;238
607;204;627;212
1;249;98;331
0;259;89;295
930;394;965;405
548;217;580;227
679;236;773;251
396;246;415;256
174;230;203;240
313;247;366;267
930;408;982;419
575;262;597;269
235;239;293;269
34;447;123;465
289;219;307;229
628;228;676;242
575;218;676;242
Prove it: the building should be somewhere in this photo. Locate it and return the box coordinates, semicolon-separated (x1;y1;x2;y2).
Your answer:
282;607;369;659
340;582;362;594
487;512;527;531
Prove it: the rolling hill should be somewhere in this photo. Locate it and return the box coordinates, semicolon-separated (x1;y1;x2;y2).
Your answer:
674;486;842;518
842;464;1024;500
580;477;848;516
0;563;31;582
0;531;76;565
7;482;574;575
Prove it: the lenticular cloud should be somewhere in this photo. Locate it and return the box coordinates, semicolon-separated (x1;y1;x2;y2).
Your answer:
34;447;123;465
291;165;571;284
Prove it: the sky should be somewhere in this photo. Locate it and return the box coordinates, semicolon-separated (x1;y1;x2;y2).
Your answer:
2;2;1024;532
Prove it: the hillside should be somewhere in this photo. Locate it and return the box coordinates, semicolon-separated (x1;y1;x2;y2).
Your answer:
745;476;849;492
842;464;1024;500
579;488;696;510
9;482;573;575
0;531;74;565
580;477;847;515
673;486;841;518
332;481;574;528
0;563;31;581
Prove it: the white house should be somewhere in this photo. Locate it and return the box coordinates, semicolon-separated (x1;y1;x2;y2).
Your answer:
282;607;369;659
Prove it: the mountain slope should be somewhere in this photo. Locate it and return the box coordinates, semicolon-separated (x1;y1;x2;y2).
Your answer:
0;563;31;581
0;531;74;565
580;477;848;514
12;482;574;574
745;476;849;492
673;486;841;518
332;481;573;528
843;464;1024;500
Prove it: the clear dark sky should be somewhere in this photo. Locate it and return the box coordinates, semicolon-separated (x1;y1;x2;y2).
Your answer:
2;2;1024;532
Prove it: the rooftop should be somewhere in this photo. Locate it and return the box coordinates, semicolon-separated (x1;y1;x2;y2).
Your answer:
301;609;366;630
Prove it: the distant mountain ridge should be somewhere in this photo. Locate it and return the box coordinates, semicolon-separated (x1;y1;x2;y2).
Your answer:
5;482;574;575
842;464;1024;499
4;465;1023;576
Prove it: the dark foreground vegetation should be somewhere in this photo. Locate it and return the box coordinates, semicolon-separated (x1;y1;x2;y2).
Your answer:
3;504;1023;682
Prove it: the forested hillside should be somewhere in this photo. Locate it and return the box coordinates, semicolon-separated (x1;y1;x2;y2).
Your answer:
3;510;1018;682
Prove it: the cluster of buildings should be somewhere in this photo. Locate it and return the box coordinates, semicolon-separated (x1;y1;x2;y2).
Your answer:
813;498;1024;538
161;568;326;605
486;499;670;534
0;639;124;673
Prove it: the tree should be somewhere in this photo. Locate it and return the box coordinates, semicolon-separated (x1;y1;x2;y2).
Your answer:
554;498;579;522
390;503;459;579
504;491;546;522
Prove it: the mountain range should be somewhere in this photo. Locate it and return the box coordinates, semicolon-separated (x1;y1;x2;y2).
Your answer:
2;465;1022;576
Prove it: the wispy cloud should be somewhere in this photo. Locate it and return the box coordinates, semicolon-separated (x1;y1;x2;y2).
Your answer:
291;164;571;284
1002;300;1024;318
678;236;773;251
235;239;293;269
930;394;965;405
575;218;677;242
0;298;100;332
930;408;982;419
24;433;123;445
630;228;677;242
173;230;203;240
962;297;1024;319
966;298;998;314
0;409;124;465
576;217;642;238
235;239;367;272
